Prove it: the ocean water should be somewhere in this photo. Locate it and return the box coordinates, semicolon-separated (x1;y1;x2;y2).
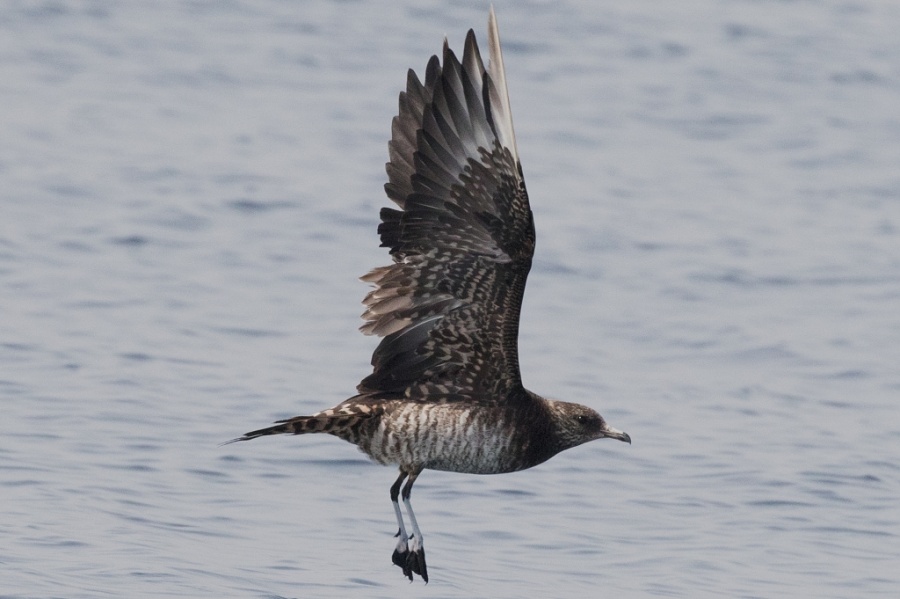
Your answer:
2;1;899;597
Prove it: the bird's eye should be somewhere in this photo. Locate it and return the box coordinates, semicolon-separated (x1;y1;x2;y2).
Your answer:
576;415;588;424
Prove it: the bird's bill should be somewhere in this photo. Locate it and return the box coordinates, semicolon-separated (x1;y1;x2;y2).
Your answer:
602;425;631;444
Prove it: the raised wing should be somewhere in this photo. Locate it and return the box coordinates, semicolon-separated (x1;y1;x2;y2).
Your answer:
358;9;534;403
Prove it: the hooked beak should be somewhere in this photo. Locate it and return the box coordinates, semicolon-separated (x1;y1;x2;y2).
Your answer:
602;424;631;444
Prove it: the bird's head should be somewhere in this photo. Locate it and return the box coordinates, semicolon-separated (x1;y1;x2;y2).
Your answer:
547;400;631;451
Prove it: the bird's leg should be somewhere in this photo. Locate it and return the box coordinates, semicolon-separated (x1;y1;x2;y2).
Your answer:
401;471;427;583
390;470;413;579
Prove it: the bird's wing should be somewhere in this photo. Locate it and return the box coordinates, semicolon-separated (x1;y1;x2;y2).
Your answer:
358;9;534;404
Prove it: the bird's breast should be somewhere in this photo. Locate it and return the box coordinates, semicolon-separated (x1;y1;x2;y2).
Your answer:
357;401;535;474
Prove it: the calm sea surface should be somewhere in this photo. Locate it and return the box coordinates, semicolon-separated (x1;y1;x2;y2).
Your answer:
2;1;899;597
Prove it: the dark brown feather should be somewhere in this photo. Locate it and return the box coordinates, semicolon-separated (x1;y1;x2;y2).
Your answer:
359;24;533;404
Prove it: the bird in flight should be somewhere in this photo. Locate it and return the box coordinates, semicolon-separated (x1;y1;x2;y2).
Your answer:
228;7;630;583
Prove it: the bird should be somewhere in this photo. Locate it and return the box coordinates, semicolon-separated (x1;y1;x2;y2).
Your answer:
227;7;631;583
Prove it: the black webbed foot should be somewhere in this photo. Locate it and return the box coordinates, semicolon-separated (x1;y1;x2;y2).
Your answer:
392;543;411;580
391;534;428;583
406;535;428;582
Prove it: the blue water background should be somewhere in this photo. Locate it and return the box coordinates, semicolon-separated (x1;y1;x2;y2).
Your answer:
2;1;899;597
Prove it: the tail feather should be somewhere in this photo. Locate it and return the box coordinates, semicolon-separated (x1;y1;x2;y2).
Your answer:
222;415;327;445
223;399;381;446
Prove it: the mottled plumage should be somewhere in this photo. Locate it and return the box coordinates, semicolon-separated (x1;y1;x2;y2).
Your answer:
229;8;630;583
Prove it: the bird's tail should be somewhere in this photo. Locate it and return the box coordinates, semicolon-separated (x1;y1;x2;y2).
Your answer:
223;399;380;445
222;414;338;445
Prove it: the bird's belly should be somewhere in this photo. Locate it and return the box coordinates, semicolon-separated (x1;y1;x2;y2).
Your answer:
360;402;525;474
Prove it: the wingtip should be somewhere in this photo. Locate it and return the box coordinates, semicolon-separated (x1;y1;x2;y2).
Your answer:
485;5;520;164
